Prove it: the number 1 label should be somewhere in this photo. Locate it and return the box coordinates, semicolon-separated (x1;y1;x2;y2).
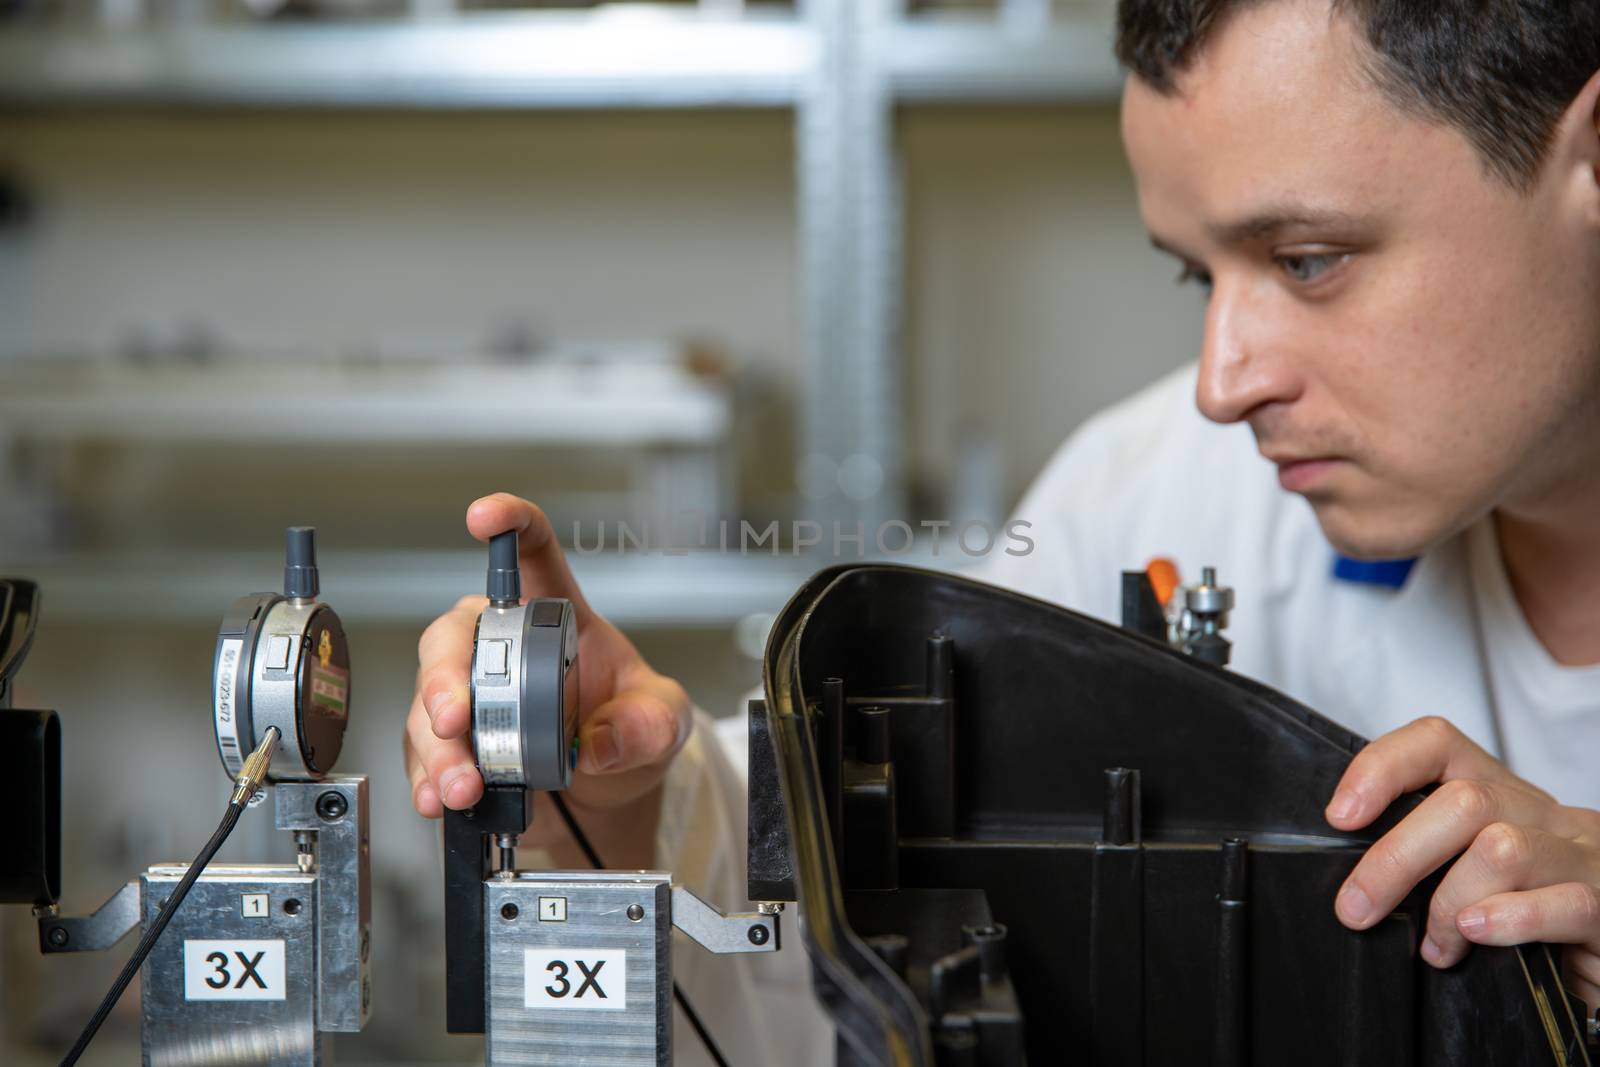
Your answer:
183;940;287;1001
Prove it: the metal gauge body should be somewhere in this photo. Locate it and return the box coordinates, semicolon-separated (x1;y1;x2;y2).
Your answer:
469;531;580;792
213;528;352;782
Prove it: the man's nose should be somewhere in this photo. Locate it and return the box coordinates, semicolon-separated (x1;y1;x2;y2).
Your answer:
1195;281;1300;425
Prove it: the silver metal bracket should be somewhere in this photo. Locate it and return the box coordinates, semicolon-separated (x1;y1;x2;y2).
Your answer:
670;884;780;953
37;776;371;1067
139;863;320;1067
37;879;139;954
274;775;372;1033
479;870;779;1066
485;870;674;1067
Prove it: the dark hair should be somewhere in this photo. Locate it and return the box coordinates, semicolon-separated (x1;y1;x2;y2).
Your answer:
1115;0;1600;189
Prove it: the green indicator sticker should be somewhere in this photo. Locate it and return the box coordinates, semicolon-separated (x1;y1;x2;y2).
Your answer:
310;663;349;715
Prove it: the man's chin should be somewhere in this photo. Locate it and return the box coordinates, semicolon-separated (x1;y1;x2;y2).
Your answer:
1304;498;1444;562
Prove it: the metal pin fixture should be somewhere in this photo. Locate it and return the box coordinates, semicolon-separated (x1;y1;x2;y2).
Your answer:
1181;565;1235;667
495;833;518;877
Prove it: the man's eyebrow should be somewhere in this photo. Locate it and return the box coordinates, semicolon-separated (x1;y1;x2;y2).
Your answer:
1210;207;1366;245
1147;208;1368;261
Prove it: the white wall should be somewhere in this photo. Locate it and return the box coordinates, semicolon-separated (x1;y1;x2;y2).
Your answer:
903;106;1203;506
0;111;800;370
0;106;1202;512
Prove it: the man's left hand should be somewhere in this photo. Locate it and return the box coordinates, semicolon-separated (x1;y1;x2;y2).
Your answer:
1327;715;1600;1005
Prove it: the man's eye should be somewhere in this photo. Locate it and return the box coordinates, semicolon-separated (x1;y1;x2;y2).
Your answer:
1278;252;1347;284
1176;264;1213;294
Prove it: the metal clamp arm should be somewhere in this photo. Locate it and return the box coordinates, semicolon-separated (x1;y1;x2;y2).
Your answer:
670;885;780;954
38;880;139;954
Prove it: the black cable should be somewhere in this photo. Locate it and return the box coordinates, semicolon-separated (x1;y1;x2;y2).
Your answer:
550;792;733;1067
59;799;246;1067
673;979;732;1067
551;792;604;869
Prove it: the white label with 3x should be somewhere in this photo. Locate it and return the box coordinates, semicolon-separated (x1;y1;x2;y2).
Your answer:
523;948;626;1011
183;939;287;1001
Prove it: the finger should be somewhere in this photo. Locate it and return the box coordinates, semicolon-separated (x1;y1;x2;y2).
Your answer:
405;690;483;811
1421;824;1596;967
403;732;442;819
416;597;479;740
1326;716;1543;832
1335;778;1556;930
1564;948;1600;1015
1455;882;1600;953
464;494;595;623
576;674;691;777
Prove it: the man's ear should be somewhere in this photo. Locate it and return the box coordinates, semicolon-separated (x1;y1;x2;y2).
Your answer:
1591;68;1600;186
1554;66;1600;225
1578;66;1600;216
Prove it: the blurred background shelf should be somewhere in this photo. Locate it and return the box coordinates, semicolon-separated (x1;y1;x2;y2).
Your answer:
0;353;732;444
0;8;1119;111
885;14;1119;103
6;547;817;625
0;13;815;109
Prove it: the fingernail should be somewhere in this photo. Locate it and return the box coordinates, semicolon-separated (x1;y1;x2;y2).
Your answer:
1457;908;1487;936
1420;936;1443;966
1337;883;1373;926
425;689;453;721
1327;790;1360;823
439;766;472;808
584;723;622;772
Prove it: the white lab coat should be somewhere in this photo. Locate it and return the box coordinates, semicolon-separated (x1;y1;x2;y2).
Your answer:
658;361;1600;1064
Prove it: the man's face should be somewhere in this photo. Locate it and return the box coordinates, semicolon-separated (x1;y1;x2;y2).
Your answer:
1121;0;1600;559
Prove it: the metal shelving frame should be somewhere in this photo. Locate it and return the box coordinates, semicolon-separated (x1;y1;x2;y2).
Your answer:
0;0;1121;623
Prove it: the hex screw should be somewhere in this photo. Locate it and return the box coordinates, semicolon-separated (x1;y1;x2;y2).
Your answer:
316;791;348;821
627;904;645;922
747;924;770;946
501;902;520;921
47;927;68;948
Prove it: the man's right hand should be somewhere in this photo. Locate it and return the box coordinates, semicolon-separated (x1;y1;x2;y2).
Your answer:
403;493;692;868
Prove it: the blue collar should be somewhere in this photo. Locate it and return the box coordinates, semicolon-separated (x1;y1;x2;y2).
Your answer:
1332;555;1417;590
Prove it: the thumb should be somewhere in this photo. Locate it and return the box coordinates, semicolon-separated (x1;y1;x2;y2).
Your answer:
577;674;691;777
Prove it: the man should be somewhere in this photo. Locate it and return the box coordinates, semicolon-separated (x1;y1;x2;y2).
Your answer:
404;0;1600;1052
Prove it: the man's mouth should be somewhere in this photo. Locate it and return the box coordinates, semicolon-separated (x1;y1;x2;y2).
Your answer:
1271;456;1344;493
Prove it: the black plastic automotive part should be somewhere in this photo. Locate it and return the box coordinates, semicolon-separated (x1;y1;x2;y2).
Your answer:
751;564;1590;1067
0;577;61;907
